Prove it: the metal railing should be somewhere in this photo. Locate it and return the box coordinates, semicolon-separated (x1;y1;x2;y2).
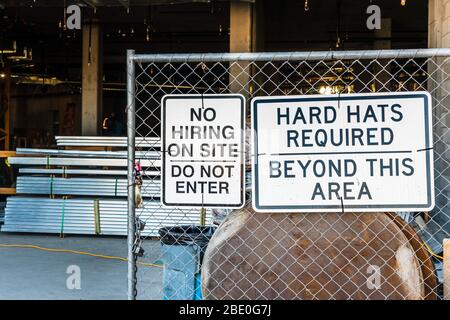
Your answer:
127;48;450;300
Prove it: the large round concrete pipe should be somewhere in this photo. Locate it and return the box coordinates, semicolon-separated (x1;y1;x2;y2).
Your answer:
202;208;437;300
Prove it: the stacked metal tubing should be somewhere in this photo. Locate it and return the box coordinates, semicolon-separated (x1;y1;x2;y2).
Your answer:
2;197;208;236
16;176;161;197
55;136;160;148
2;136;210;236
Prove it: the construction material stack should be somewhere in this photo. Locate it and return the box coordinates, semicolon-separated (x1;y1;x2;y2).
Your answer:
1;136;209;236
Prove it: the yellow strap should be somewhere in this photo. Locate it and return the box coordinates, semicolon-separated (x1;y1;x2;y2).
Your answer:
200;207;206;226
94;199;101;235
423;241;443;260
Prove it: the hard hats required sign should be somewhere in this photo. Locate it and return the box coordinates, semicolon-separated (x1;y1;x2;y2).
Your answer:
162;94;245;208
251;92;434;213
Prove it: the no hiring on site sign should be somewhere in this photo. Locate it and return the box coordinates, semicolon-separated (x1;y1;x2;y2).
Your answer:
251;92;434;213
161;94;245;208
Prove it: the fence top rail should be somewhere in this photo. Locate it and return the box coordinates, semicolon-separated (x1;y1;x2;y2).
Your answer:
130;48;450;63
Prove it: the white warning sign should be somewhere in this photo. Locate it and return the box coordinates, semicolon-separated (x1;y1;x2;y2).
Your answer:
252;92;434;213
162;94;245;208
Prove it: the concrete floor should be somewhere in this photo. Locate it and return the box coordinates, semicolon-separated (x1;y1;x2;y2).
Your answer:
0;233;162;300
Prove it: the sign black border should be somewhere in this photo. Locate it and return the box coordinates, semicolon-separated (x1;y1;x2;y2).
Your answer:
252;93;433;211
162;94;246;208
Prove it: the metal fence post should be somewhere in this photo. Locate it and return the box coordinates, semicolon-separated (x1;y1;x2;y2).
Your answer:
444;239;450;300
127;49;136;300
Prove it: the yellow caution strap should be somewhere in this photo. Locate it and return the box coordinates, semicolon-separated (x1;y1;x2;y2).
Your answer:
94;199;101;235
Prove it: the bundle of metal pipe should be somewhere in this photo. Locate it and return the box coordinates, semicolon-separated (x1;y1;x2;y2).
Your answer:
18;168;160;176
2;136;212;236
1;197;210;236
16;176;161;197
55;136;160;148
16;148;160;159
8;157;161;167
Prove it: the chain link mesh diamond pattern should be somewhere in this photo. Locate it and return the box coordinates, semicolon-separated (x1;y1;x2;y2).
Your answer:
128;50;450;300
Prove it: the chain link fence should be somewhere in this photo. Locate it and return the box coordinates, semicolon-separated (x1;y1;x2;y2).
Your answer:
127;48;450;300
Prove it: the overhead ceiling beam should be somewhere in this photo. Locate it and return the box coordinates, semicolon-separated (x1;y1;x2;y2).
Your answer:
80;0;96;10
116;0;130;10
